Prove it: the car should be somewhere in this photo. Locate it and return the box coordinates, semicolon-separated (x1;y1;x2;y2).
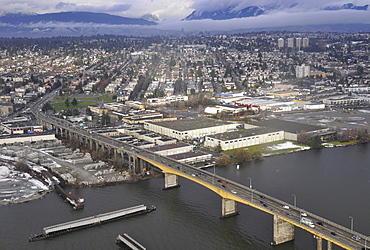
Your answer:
231;190;237;194
222;185;226;188
259;195;265;199
301;212;307;217
331;232;337;236
351;235;361;241
260;201;264;204
225;182;231;184
191;174;196;177
263;203;268;207
283;205;290;210
317;221;324;226
217;180;222;183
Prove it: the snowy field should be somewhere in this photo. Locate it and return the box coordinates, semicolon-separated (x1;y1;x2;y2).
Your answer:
265;141;310;152
0;156;49;204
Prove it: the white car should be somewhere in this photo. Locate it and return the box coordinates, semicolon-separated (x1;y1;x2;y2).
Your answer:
231;190;237;194
283;205;290;210
301;212;307;217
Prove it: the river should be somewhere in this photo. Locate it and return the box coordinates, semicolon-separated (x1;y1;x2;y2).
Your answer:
1;144;369;250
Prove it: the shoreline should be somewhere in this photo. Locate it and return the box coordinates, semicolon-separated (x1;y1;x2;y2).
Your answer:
0;189;52;206
0;141;364;206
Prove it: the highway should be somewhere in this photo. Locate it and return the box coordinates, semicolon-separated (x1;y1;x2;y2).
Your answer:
29;89;368;250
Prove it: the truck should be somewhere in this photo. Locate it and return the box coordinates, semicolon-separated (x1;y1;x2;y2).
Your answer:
300;217;315;228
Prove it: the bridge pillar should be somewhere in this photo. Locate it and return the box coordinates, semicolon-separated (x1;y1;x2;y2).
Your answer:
163;173;180;190
315;235;322;250
271;215;294;245
220;198;239;218
327;241;332;250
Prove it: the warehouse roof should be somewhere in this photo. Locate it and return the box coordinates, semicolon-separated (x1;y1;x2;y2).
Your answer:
146;117;235;131
209;127;280;141
254;119;325;134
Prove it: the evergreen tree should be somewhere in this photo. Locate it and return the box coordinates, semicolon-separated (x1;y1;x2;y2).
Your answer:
71;97;78;106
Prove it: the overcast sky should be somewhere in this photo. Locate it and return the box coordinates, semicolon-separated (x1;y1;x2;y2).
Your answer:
1;0;370;31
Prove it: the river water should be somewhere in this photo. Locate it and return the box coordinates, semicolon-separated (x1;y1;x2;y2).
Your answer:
1;144;369;250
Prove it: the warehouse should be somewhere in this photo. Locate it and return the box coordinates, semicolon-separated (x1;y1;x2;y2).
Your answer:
204;127;284;150
144;117;237;140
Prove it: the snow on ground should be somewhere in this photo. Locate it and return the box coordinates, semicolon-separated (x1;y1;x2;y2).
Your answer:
0;156;49;204
266;141;310;151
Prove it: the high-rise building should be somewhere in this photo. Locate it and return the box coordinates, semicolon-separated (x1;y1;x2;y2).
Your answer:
296;38;302;50
287;38;294;48
302;37;309;47
296;64;310;78
278;38;284;48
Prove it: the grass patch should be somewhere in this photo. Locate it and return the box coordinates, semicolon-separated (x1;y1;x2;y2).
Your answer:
324;140;359;146
52;101;97;111
222;140;305;156
52;94;115;103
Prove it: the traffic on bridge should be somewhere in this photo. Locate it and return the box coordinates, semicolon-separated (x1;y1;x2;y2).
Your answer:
30;88;369;250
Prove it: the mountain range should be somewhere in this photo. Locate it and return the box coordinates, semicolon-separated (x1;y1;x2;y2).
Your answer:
0;2;369;38
0;11;157;26
184;3;369;20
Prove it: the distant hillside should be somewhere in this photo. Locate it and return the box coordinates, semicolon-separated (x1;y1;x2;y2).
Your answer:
0;11;157;26
184;3;369;21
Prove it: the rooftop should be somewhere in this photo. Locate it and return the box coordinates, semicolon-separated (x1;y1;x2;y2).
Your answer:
254;119;325;133
209;127;280;140
146;117;234;131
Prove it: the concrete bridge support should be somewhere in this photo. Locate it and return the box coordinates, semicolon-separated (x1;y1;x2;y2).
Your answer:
163;173;180;190
327;241;332;250
220;198;239;218
271;215;294;245
316;236;322;250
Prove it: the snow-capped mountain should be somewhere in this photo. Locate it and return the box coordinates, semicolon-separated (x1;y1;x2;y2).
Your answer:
0;11;157;26
184;3;369;21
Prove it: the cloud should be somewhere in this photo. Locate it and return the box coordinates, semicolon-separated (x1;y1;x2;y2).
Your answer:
0;0;370;22
190;0;370;13
55;2;131;13
158;9;370;31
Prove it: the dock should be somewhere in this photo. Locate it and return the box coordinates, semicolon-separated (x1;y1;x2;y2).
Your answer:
29;204;156;242
54;183;84;210
116;233;146;250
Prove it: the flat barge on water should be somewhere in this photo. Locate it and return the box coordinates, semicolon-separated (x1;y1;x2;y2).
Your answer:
29;204;156;242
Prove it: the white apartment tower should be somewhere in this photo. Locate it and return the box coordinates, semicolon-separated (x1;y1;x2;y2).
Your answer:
278;38;284;48
296;38;302;50
302;37;309;47
287;38;294;48
296;64;310;78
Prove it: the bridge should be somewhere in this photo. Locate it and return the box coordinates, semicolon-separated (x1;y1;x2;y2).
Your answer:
31;90;368;250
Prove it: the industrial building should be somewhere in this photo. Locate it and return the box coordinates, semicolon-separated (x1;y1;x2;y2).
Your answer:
248;119;331;141
204;127;284;150
144;117;237;140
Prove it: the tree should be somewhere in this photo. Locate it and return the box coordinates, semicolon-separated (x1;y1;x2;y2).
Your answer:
234;148;252;163
251;150;263;160
86;107;93;116
65;98;70;107
71;97;78;106
216;154;231;166
357;128;370;143
215;143;222;153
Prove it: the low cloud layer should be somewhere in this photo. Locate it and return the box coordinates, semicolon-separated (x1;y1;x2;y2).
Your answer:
0;0;370;31
158;9;370;31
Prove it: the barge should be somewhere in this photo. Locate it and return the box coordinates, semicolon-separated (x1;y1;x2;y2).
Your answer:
29;204;156;242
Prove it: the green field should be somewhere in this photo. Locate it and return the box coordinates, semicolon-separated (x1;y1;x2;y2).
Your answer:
52;101;97;111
